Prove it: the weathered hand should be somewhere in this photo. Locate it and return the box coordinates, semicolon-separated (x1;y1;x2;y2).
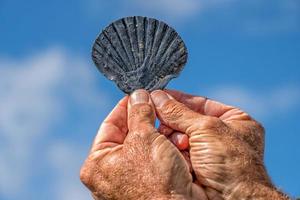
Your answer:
151;90;290;200
80;90;207;200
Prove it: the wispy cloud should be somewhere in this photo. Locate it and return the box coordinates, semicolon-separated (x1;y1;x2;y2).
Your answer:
47;141;91;200
0;49;64;197
85;0;299;33
207;85;300;120
85;0;235;23
129;0;202;19
0;48;108;199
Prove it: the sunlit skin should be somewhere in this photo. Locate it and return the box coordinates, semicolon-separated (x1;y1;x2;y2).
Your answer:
80;90;207;200
80;89;290;200
152;90;290;200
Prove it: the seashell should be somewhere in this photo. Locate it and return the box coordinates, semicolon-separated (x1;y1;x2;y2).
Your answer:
92;16;188;94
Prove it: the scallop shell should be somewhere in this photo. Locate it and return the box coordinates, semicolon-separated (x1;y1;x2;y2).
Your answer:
92;16;188;94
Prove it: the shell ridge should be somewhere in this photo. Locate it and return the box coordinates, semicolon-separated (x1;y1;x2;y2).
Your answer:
112;22;134;72
123;17;139;70
157;74;177;89
92;47;124;74
155;34;179;70
148;21;164;72
121;18;136;71
136;16;143;65
153;24;169;62
154;49;186;81
101;32;129;71
151;23;169;75
144;19;158;72
107;25;131;72
97;34;127;72
140;18;151;76
144;76;158;90
163;49;187;75
176;53;188;67
157;28;177;67
142;17;148;64
132;16;141;68
93;45;123;74
93;58;119;81
149;76;172;91
151;25;173;74
153;35;179;76
143;21;163;81
140;16;146;64
169;46;187;65
146;73;175;91
92;16;188;94
161;37;181;65
157;38;183;74
116;76;132;92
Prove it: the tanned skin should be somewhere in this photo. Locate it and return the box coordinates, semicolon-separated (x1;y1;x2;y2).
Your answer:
80;89;290;200
80;90;207;200
152;90;290;200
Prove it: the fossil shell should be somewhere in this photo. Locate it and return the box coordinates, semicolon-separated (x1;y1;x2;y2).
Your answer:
92;16;188;94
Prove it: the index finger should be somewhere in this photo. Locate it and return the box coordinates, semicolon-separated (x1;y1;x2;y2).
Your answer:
165;89;238;119
90;96;129;153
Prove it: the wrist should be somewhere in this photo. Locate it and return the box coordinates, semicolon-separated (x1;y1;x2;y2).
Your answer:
225;181;290;200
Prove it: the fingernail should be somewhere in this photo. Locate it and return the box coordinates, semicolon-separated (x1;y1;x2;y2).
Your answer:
174;133;189;150
175;133;183;144
130;89;149;105
151;90;171;108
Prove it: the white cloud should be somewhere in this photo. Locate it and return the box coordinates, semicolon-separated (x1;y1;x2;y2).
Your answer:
47;141;91;200
0;49;63;197
207;85;300;120
85;0;235;22
0;48;108;199
130;0;202;19
85;0;299;33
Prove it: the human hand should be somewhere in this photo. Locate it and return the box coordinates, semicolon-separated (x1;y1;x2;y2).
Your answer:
151;90;290;200
80;90;207;200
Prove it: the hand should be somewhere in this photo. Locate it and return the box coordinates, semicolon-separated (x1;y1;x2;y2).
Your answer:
80;90;207;200
151;90;290;200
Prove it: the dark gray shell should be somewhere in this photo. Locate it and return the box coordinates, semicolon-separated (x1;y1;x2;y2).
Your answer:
92;16;188;94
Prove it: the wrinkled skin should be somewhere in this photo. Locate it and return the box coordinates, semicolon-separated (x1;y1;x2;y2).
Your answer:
152;90;290;200
80;90;207;200
80;89;290;200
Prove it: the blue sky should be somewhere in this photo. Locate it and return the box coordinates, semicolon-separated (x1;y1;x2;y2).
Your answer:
0;0;299;199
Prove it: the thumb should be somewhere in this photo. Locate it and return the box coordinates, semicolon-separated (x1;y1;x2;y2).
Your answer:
128;89;156;135
151;90;210;135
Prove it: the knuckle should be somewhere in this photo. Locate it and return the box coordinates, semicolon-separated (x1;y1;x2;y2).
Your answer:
79;157;99;187
229;119;265;155
200;117;223;130
161;101;187;120
251;121;265;149
189;117;226;136
245;120;265;139
129;104;154;120
126;127;157;144
79;163;92;186
253;120;265;135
